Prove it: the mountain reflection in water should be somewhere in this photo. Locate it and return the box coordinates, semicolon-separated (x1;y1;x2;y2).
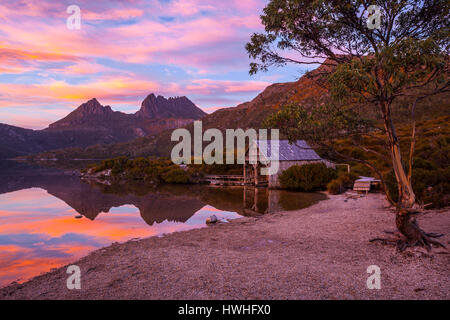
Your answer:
0;161;326;287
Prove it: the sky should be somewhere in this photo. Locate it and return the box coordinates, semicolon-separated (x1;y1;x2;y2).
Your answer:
0;0;312;129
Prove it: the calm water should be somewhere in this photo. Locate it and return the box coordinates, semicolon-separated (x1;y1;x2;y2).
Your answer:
0;161;326;287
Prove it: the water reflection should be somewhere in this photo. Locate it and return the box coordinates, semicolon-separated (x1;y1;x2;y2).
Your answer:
0;161;326;287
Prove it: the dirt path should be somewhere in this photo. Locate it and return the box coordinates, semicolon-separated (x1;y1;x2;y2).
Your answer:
1;193;449;300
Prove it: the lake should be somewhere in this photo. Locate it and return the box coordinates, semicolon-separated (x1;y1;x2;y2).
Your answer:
0;160;326;287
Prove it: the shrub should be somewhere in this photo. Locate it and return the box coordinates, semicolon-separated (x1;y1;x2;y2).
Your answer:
327;179;343;194
279;163;337;191
350;163;372;176
385;166;450;208
322;116;449;208
413;158;436;170
132;157;150;169
111;157;129;175
161;168;190;184
349;147;366;159
384;170;399;203
326;171;359;194
337;172;359;188
126;166;144;180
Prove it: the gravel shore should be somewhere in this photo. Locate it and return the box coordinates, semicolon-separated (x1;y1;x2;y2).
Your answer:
1;193;448;300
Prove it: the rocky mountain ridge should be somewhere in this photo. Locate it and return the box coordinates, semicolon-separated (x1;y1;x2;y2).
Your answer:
0;94;206;158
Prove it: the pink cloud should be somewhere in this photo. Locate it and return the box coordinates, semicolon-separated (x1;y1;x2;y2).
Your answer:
163;0;213;16
201;106;234;113
186;79;270;95
0;0;274;128
0;114;56;130
0;1;264;69
82;8;144;21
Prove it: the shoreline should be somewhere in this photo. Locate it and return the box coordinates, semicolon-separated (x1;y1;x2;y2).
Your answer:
1;193;449;300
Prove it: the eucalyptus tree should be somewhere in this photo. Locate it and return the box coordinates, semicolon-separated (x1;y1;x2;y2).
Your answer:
247;0;449;250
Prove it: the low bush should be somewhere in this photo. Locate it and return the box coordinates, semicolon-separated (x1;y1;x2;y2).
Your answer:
385;166;450;208
327;179;343;194
161;167;190;184
88;157;192;184
327;171;359;195
279;163;337;191
337;172;359;188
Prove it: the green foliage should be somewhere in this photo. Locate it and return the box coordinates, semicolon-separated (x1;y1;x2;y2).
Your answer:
88;157;192;184
328;38;448;105
161;168;190;184
413;158;437;171
88;152;247;185
327;179;343;195
337;172;359;189
380;118;450;208
327;171;360;195
246;0;449;82
264;103;374;145
350;163;373;177
279;163;337;191
189;162;242;176
411;167;449;208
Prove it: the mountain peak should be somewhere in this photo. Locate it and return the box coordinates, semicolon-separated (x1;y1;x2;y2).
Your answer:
77;98;112;115
47;98;114;130
86;97;100;105
136;94;206;120
143;93;156;101
46;94;205;131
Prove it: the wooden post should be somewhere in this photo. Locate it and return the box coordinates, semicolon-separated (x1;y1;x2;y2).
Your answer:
254;186;259;212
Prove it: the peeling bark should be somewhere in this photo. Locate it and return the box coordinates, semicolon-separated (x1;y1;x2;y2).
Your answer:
381;101;416;208
372;101;446;251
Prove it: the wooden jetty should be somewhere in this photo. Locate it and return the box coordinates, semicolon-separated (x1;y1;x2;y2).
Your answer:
205;175;245;186
205;175;268;187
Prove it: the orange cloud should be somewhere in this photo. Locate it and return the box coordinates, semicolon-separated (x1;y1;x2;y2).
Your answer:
0;77;161;105
0;47;80;63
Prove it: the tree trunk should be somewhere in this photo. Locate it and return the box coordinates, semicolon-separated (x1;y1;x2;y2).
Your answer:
389;140;424;248
381;102;422;245
381;101;416;209
376;102;445;250
390;141;416;208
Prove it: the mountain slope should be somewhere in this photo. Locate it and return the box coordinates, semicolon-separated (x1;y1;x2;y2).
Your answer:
0;94;206;159
48;98;126;130
201;73;328;130
0;123;107;158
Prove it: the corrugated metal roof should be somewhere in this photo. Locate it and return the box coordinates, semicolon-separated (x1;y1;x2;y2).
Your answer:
255;140;322;161
357;176;381;182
